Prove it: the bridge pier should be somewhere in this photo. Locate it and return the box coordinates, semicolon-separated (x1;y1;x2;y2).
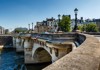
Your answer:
51;48;58;62
21;38;25;49
13;37;24;52
24;37;33;64
16;37;21;52
13;37;16;48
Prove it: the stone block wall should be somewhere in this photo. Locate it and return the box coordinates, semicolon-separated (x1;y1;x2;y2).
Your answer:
0;36;13;46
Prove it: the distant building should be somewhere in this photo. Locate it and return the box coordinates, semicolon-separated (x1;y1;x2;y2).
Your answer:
46;17;58;32
5;29;9;34
34;21;49;33
0;26;5;34
34;17;59;33
71;17;97;30
92;19;100;31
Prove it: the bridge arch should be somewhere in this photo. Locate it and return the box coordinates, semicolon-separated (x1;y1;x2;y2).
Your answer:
33;47;52;63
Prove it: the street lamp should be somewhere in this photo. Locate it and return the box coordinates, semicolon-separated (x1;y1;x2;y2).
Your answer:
28;24;30;33
32;22;33;31
58;14;61;22
58;14;61;31
28;24;30;30
73;8;78;32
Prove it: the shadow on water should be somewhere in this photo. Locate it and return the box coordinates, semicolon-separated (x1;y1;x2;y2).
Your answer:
26;62;52;70
0;47;51;70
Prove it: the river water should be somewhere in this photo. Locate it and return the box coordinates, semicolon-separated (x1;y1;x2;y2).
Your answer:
0;48;51;70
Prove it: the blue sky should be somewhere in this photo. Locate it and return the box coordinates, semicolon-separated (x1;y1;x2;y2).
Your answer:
0;0;100;31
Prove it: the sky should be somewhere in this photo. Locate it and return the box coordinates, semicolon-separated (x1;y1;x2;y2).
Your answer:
0;0;100;31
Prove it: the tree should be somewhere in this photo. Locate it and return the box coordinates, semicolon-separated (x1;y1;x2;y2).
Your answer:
77;25;83;31
14;27;28;33
5;29;9;34
85;23;98;32
58;15;71;32
77;23;99;32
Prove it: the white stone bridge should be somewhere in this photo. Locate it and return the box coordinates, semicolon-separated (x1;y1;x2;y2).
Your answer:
13;33;85;64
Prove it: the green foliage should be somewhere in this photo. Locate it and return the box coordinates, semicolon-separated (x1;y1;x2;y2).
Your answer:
58;15;71;32
85;23;98;32
77;23;99;32
77;25;83;31
5;29;9;34
14;27;28;33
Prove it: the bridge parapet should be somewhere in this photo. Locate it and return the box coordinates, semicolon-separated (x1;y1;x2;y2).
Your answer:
43;34;100;70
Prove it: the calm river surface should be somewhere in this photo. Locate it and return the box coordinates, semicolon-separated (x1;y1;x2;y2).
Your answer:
0;48;51;70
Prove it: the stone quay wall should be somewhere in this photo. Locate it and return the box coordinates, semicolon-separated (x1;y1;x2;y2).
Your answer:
0;36;13;46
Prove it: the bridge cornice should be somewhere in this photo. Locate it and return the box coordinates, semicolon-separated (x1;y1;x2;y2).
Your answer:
46;42;73;49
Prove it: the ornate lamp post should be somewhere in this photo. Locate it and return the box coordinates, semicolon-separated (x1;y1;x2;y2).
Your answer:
58;14;61;31
73;8;78;32
58;14;61;22
32;22;33;31
28;24;30;30
28;24;30;33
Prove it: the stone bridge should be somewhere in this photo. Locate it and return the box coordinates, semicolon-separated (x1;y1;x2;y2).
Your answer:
13;33;85;64
13;33;100;70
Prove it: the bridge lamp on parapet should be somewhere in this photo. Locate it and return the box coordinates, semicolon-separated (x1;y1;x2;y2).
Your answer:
28;24;30;30
58;14;61;22
73;8;78;32
32;22;33;31
58;14;61;31
28;24;31;33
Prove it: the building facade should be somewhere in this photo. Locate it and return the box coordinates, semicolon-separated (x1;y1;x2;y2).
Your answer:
0;26;5;34
34;17;59;33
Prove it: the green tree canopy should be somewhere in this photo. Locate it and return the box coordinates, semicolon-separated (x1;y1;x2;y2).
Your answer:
5;29;9;34
58;15;71;32
77;23;99;32
77;25;83;31
85;23;98;32
14;27;28;33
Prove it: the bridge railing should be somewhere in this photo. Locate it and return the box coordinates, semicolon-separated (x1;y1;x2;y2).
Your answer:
43;33;100;70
